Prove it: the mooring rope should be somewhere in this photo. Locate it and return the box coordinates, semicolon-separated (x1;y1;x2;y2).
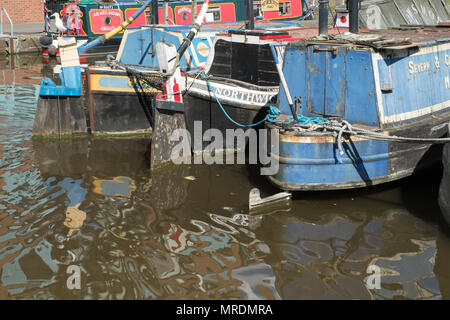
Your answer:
275;119;450;157
200;73;330;128
201;74;268;127
324;120;450;144
104;59;450;147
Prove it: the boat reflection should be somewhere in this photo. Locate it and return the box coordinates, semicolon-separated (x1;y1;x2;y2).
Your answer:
0;137;279;299
257;189;448;299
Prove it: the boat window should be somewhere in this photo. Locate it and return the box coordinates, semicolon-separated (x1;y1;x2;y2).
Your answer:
205;6;221;22
279;2;291;16
209;40;280;86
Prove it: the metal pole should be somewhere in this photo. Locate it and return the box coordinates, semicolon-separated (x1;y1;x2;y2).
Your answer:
151;0;159;24
176;0;210;57
192;1;197;24
44;1;48;33
245;0;254;30
319;0;329;36
270;45;299;123
163;1;169;24
349;0;359;33
78;0;153;55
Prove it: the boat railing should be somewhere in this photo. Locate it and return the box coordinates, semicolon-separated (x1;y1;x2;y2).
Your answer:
0;7;14;38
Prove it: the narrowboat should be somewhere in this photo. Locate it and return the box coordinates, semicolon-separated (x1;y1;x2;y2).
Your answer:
266;26;450;191
182;27;299;143
86;20;303;135
41;0;310;57
181;26;357;144
85;19;353;136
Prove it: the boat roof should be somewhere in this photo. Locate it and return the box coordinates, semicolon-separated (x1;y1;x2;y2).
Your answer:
287;26;450;50
128;20;301;33
112;0;251;3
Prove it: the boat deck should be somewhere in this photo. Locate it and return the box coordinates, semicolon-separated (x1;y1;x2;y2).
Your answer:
292;26;450;49
155;22;450;47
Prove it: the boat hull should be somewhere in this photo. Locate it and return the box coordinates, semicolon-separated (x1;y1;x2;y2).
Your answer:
87;67;156;135
183;78;278;148
439;139;450;226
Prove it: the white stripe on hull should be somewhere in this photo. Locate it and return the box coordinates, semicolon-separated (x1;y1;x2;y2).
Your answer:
187;78;278;108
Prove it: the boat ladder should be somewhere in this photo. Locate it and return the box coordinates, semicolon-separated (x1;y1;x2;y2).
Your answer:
0;8;15;54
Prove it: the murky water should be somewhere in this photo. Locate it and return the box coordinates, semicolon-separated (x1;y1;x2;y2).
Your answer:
0;55;449;300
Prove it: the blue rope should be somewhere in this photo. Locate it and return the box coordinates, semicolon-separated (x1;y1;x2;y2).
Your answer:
201;74;330;127
267;106;330;125
203;75;268;128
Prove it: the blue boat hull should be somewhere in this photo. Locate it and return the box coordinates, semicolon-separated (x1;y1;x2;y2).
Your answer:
268;29;450;190
267;118;447;190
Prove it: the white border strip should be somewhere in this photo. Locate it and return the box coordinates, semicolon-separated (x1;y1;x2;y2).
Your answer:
373;41;450;125
383;100;450;124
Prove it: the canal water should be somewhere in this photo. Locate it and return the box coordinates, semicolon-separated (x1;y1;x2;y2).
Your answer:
0;55;449;300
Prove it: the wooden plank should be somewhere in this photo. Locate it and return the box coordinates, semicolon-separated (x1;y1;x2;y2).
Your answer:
32;96;87;137
150;101;189;170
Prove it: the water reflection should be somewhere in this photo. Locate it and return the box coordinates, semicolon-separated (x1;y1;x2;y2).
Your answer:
259;206;446;299
0;56;450;300
11;136;281;300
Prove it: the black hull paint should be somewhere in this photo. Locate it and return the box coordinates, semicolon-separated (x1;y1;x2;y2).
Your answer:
82;39;121;56
439;130;450;227
183;93;268;150
89;92;152;134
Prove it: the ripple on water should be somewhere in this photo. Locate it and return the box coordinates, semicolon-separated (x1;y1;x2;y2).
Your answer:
1;58;450;300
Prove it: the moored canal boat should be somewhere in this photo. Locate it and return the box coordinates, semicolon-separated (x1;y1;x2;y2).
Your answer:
86;21;302;135
86;22;352;136
41;0;310;57
182;28;297;143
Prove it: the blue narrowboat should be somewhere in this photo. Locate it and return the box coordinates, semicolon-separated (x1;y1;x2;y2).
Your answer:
267;27;450;190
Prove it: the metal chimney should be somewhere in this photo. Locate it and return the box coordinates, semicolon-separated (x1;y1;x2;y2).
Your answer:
319;0;329;36
245;0;254;30
151;0;159;24
163;1;169;24
349;0;359;33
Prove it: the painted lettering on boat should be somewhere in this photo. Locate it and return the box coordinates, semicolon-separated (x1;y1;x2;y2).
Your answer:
213;86;272;104
177;7;192;14
408;60;431;74
92;10;122;18
445;76;450;89
408;54;450;75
